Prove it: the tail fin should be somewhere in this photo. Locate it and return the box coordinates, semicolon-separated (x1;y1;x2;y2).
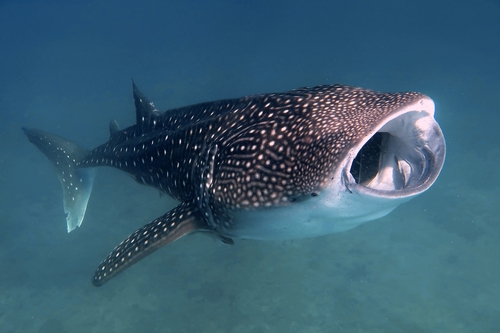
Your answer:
23;128;96;232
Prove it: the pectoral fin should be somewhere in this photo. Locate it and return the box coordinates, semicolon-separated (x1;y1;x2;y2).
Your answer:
92;202;204;286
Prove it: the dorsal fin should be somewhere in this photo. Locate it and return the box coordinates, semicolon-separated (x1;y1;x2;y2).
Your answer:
109;119;120;137
132;80;160;133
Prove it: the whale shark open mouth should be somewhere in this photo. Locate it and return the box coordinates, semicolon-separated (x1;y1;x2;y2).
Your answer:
346;98;445;198
228;96;446;240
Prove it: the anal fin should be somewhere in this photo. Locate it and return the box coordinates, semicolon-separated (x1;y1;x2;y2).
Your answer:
92;202;204;286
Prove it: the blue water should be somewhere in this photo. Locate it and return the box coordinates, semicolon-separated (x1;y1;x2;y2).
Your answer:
1;0;499;332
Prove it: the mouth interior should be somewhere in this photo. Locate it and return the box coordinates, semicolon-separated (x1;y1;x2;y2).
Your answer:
350;132;389;186
349;111;442;193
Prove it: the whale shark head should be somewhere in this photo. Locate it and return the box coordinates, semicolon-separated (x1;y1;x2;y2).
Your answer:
225;90;445;239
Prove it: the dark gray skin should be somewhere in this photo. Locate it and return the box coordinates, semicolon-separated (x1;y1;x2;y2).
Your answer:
23;83;445;286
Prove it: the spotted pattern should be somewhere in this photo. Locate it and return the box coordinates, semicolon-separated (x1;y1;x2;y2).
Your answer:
92;201;202;286
23;129;89;201
28;84;428;285
81;85;424;215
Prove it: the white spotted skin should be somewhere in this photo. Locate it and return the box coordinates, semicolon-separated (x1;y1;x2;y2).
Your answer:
23;128;96;232
225;97;445;240
92;201;201;286
78;85;445;238
24;83;445;285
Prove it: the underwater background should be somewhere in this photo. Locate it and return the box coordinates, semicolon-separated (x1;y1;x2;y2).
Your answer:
1;0;499;332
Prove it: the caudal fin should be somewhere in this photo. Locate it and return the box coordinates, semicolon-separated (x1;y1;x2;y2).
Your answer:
23;128;96;232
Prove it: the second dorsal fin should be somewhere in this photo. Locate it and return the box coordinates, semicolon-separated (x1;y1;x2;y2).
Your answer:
109;119;120;137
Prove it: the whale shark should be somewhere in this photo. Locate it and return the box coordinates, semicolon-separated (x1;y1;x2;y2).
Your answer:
23;83;445;286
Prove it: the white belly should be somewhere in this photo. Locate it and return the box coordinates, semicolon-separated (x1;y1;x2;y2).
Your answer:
225;184;413;240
